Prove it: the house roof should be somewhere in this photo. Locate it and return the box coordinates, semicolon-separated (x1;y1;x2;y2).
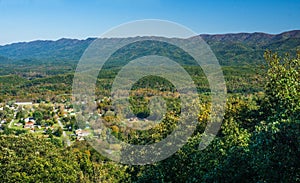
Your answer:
25;121;34;125
75;129;90;136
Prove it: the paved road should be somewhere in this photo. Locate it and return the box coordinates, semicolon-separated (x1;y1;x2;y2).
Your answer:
8;112;17;128
8;119;14;128
58;119;71;146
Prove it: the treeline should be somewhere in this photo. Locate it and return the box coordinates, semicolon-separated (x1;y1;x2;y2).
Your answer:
0;65;263;102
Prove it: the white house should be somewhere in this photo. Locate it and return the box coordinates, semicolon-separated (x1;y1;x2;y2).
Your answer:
75;129;91;141
15;102;33;106
25;117;35;123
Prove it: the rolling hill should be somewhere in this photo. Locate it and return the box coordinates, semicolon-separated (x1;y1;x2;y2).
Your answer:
0;30;299;69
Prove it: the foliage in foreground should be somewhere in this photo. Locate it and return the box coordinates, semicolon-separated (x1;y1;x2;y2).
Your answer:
0;135;130;183
0;51;299;182
131;51;300;182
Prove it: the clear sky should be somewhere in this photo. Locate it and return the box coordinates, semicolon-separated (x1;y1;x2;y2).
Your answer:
0;0;300;45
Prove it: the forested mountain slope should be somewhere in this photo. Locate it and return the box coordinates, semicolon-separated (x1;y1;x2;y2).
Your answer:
0;30;299;67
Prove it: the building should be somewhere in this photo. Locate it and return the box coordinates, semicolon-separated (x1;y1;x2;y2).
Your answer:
75;129;90;137
24;121;34;129
75;129;91;140
15;102;33;106
25;117;35;123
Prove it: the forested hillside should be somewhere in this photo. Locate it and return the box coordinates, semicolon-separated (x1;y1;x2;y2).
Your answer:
0;32;299;182
0;30;300;68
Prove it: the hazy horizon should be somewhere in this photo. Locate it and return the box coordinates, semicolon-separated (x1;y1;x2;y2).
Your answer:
1;29;299;46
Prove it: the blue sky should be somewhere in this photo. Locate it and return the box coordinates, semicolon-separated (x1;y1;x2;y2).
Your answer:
0;0;300;45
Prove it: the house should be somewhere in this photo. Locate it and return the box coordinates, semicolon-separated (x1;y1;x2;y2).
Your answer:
15;102;33;106
25;117;35;123
24;121;34;129
75;129;91;140
75;129;91;137
129;117;138;122
81;130;90;136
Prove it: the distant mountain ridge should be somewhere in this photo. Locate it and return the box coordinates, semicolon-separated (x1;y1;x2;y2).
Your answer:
0;38;95;61
0;30;299;66
199;30;300;65
200;30;300;43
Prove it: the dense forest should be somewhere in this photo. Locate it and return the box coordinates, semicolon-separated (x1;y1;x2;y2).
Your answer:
0;32;299;182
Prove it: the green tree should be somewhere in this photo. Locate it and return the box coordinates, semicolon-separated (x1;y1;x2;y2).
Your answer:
16;110;26;119
33;110;44;121
248;51;300;182
263;50;300;118
54;127;63;137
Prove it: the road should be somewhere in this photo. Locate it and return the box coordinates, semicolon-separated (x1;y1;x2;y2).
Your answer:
8;119;14;128
58;119;71;146
8;111;17;128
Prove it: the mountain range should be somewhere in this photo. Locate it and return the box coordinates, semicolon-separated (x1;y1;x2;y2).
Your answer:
0;30;300;67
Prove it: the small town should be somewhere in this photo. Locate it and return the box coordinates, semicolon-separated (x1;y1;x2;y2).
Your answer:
0;100;92;146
